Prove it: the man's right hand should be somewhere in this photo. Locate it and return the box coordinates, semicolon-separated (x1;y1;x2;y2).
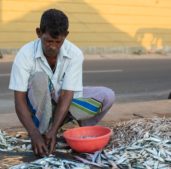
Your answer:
30;130;49;157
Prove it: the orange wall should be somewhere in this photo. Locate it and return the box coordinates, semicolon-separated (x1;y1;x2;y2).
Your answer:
1;0;171;52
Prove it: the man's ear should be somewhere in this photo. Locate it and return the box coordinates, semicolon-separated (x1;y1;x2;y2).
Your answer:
65;31;69;37
36;28;42;38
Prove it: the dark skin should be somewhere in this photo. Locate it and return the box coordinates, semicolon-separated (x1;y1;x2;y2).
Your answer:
14;28;73;157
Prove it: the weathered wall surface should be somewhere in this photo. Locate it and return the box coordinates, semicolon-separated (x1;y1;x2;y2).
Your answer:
0;0;171;54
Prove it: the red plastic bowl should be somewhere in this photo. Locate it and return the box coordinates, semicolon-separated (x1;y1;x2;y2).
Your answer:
63;125;112;153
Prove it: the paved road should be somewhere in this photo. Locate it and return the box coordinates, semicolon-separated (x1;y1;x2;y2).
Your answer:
0;59;171;103
83;59;171;102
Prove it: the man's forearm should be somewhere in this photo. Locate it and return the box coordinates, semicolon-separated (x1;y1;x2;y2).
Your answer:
14;91;39;136
14;91;49;156
50;90;73;134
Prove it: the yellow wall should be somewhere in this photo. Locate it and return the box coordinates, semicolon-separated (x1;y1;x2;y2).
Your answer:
1;0;171;51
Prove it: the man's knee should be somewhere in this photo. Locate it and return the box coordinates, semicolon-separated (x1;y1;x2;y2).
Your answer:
103;87;115;105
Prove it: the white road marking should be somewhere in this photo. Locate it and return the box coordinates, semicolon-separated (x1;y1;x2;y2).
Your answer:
0;69;123;77
0;73;10;77
84;69;123;73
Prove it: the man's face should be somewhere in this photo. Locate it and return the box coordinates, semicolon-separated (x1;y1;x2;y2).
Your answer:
40;32;66;58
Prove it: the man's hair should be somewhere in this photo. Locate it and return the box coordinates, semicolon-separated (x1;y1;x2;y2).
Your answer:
40;9;69;37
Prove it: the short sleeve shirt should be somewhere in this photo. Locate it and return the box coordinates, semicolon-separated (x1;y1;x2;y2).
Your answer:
9;39;84;98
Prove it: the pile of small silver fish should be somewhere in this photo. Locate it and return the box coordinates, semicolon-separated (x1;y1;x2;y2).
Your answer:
71;117;171;168
9;155;90;169
76;135;171;168
0;130;31;152
2;117;171;169
110;117;171;147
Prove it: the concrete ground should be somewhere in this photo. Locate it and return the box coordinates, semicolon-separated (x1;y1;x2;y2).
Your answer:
1;99;171;130
0;54;171;129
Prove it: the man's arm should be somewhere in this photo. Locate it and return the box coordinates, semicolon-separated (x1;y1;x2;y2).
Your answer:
14;91;48;156
44;90;73;153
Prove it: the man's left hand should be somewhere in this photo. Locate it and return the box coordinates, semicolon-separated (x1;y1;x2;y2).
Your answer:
43;130;56;154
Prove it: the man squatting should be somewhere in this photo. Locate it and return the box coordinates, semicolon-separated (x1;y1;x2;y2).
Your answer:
9;9;115;157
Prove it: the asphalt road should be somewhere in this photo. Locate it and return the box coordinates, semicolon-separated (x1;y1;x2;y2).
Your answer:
0;59;171;103
83;59;171;102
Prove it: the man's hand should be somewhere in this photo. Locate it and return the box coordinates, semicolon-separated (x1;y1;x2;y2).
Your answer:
41;90;73;155
43;130;56;154
30;130;49;157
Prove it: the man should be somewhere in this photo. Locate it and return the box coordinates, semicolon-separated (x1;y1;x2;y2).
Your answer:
9;9;115;157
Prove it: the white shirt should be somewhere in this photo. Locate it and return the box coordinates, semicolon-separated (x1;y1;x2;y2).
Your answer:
9;39;84;98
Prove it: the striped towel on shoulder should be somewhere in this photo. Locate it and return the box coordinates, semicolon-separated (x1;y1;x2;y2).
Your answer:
69;98;102;120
